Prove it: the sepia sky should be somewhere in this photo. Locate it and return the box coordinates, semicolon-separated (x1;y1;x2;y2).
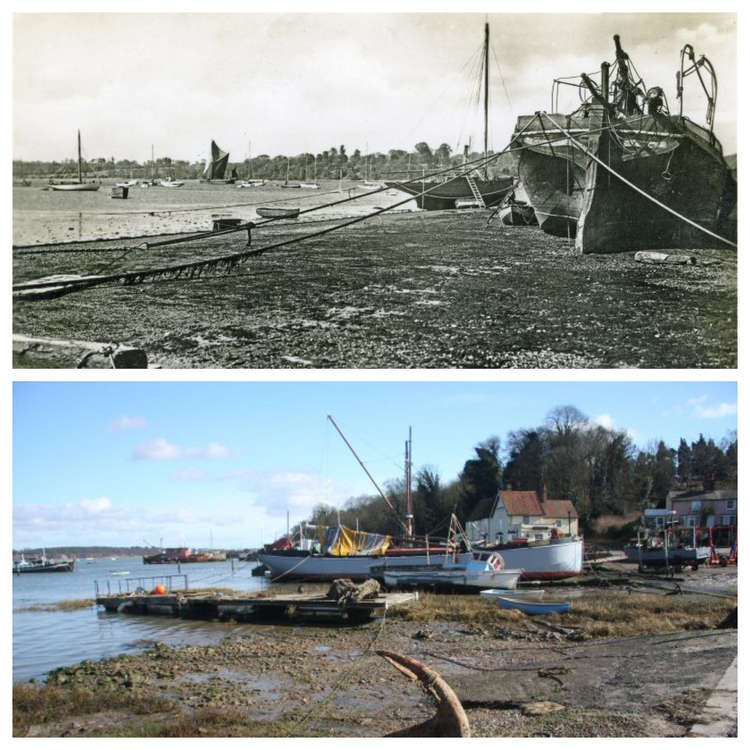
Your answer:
12;10;737;163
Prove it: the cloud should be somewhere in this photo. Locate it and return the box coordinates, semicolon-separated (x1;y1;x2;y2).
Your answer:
79;496;112;514
593;413;615;430
591;413;641;443
133;439;231;461
244;471;356;518
688;396;737;419
110;415;147;431
133;438;182;461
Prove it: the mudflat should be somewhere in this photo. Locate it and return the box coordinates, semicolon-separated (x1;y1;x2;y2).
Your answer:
13;578;737;738
13;212;736;368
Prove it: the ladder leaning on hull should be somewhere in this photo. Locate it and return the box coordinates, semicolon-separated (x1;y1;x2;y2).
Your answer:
464;175;486;208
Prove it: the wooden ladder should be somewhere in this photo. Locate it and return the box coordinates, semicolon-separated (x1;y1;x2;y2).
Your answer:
465;175;486;208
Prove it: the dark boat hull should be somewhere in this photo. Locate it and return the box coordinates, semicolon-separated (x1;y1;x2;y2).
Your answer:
13;561;75;573
256;207;300;219
515;110;736;253
384;175;515;210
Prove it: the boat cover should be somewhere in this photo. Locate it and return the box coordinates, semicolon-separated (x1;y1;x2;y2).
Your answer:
321;525;391;557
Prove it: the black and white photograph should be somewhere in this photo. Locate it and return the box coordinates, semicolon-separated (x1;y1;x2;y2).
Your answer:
12;11;736;368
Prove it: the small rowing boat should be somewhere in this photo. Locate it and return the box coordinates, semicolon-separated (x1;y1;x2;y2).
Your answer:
256;207;300;219
479;588;545;601
495;596;570;615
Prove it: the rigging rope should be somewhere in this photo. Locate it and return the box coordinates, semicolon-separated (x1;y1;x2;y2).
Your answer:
14;152;517;297
539;111;736;249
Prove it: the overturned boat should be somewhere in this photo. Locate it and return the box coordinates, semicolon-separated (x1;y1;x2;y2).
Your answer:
513;35;736;253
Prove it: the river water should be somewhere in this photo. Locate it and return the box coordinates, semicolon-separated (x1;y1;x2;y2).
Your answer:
12;180;414;246
12;556;273;683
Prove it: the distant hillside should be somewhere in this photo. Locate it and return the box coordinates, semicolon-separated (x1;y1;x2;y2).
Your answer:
12;546;253;558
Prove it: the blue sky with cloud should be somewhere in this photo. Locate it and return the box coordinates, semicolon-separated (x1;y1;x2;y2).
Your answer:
13;381;736;549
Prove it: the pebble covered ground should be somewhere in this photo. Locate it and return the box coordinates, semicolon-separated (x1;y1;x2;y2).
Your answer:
13;211;736;368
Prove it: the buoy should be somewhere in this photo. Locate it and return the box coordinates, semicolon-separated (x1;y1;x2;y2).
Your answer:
153;584;167;595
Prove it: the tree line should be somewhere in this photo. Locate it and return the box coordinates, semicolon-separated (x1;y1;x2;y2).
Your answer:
12;142;517;181
301;405;737;540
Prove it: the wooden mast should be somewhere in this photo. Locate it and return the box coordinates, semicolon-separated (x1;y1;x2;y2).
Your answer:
405;427;413;539
483;22;489;181
77;130;82;184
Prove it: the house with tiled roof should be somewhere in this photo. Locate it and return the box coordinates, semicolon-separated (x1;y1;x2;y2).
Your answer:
466;488;578;544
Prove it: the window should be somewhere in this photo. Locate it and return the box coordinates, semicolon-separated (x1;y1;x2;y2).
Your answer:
682;516;697;527
691;501;701;511
556;519;563;527
726;499;736;510
523;516;530;524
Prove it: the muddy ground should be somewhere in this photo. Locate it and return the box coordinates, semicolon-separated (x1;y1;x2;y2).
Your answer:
15;565;737;738
13;211;736;368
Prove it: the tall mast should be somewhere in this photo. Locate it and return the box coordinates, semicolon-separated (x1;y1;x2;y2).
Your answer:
77;130;82;184
405;427;414;539
483;22;489;181
327;415;409;535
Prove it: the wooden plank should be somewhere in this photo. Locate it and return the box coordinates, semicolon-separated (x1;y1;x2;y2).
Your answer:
13;334;147;369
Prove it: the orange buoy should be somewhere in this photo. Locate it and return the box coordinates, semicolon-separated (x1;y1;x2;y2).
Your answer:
153;584;167;595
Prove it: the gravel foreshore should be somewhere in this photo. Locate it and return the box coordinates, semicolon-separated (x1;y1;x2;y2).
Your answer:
13;211;736;369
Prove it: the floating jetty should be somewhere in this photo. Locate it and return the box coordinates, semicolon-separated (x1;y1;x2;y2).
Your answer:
96;589;418;623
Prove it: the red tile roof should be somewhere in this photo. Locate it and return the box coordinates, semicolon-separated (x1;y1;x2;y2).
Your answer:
499;491;544;516
542;499;578;519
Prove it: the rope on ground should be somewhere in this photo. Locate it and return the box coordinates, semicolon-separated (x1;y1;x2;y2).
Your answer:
286;601;389;736
12;156;505;296
14;122;545;297
538;111;737;249
139;150;502;250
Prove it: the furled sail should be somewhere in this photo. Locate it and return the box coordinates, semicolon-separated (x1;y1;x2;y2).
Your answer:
202;140;230;180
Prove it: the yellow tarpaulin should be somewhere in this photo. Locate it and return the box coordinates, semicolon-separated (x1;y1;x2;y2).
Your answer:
327;525;392;557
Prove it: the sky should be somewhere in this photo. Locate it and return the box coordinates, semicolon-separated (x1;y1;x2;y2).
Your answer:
12;381;737;550
12;10;737;162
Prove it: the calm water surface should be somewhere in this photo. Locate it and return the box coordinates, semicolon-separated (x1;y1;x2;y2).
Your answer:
12;556;270;683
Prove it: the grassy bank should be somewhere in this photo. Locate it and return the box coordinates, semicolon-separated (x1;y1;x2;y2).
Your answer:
388;589;734;638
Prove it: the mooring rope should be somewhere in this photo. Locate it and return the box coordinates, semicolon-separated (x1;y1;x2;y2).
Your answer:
538;111;736;249
13;149;522;297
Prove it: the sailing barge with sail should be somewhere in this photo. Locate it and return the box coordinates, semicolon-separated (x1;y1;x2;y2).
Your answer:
513;35;736;253
201;140;231;182
385;23;515;210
